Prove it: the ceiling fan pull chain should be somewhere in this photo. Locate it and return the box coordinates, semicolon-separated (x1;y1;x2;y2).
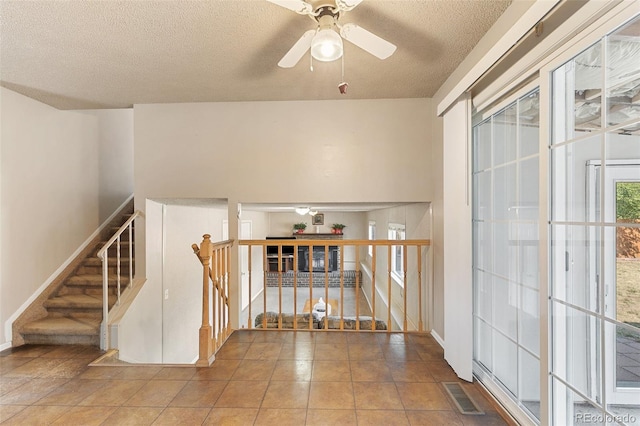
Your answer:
310;49;314;72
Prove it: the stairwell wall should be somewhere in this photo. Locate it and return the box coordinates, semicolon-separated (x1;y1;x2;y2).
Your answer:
129;98;442;360
0;88;133;348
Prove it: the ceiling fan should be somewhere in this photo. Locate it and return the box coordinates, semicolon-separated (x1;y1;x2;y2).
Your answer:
267;0;397;68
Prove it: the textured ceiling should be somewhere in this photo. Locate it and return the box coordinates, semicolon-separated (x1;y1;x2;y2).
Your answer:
0;0;512;110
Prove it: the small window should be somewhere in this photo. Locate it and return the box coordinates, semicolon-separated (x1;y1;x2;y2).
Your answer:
388;224;406;279
368;221;376;257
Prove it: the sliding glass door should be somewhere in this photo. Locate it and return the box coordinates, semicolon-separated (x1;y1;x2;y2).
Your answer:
550;14;640;425
472;87;541;423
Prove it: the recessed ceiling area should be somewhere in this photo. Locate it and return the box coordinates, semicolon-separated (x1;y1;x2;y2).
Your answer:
0;0;512;109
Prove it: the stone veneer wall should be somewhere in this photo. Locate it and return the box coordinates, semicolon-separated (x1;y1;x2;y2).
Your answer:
265;271;361;288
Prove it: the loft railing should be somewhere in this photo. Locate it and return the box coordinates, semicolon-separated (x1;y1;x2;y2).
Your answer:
239;238;431;333
192;234;233;367
97;210;141;350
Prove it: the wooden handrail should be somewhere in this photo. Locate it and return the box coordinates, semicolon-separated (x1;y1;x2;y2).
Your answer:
192;234;234;367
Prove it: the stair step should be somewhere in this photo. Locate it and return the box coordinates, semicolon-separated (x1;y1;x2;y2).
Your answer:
83;257;133;267
22;316;101;336
78;257;134;276
44;294;115;310
66;274;130;288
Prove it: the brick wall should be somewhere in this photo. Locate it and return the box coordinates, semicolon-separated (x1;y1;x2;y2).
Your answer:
265;270;361;288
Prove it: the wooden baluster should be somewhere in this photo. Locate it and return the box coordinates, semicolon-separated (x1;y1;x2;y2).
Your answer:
278;245;283;329
248;244;252;329
308;244;313;331
371;245;376;331
293;244;298;330
262;245;268;329
417;245;423;332
116;234;121;305
387;244;392;333
196;234;214;367
403;244;408;332
324;244;329;330
355;247;360;331
340;244;344;330
213;249;219;351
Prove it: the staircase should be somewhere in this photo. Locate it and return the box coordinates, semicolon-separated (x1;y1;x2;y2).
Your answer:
17;215;135;346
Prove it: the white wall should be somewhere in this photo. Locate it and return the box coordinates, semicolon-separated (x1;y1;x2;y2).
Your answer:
267;211;367;239
0;88;133;347
118;199;163;363
363;203;431;330
94;109;134;223
163;203;227;363
132;98;436;323
134;99;433;212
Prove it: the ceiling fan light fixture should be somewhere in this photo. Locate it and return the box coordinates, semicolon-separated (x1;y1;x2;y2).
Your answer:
311;28;343;62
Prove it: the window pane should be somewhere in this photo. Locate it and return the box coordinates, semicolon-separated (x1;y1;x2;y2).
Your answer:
605;131;640;224
550;224;600;314
520;348;541;420
494;104;518;167
615;228;640;326
493;330;518;396
552;377;604;426
493;276;517;340
475;119;492;171
518;222;539;288
493;222;517;280
518;157;539;221
519;90;540;158
520;285;540;356
475;318;492;371
475;170;492;221
474;269;492;322
474;221;492;272
552;302;601;401
494;163;517;221
551;135;602;223
606;15;640;128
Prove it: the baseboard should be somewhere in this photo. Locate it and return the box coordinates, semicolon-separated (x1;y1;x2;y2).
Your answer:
431;329;445;349
0;341;12;352
3;194;134;343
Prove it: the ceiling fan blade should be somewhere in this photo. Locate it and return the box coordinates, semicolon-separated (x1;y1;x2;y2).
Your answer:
278;30;316;68
336;0;364;11
266;0;313;14
340;23;396;60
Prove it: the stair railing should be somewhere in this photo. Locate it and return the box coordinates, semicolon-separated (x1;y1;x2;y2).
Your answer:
97;210;142;350
192;234;234;366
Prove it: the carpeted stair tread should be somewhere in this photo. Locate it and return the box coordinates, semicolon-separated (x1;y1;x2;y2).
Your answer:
22;316;101;335
66;274;130;286
44;294;115;309
83;257;132;267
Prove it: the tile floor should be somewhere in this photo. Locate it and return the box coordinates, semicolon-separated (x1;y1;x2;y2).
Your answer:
1;331;513;425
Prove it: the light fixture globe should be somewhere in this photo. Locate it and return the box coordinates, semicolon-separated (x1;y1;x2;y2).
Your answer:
311;28;343;62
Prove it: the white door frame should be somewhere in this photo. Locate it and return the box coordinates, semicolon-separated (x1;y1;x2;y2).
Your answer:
588;159;640;405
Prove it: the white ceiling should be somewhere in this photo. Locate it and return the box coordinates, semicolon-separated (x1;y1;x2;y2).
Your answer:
0;0;512;110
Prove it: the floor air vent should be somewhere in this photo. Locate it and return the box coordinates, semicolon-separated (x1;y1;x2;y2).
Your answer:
442;382;485;415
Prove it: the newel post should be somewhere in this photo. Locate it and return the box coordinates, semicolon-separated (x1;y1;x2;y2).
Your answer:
196;234;215;367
